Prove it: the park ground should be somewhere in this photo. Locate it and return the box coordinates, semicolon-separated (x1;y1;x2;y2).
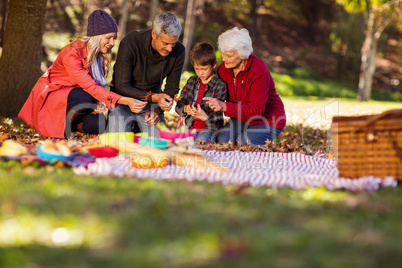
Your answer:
1;96;402;268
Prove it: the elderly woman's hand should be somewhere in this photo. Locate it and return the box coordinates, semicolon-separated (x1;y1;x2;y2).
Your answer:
203;97;226;112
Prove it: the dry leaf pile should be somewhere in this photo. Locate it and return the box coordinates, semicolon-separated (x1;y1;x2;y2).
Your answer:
0;116;331;156
195;124;329;155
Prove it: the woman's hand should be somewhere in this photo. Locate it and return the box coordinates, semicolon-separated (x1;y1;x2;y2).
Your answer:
118;97;147;113
187;104;208;121
203;97;226;112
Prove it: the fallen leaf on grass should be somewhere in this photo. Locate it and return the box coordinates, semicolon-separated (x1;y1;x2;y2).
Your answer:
233;185;249;197
219;236;250;259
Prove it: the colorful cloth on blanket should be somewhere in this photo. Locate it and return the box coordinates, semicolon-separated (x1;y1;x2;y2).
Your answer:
73;151;397;192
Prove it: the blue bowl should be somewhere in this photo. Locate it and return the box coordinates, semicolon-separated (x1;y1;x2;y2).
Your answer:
139;137;169;150
36;145;73;161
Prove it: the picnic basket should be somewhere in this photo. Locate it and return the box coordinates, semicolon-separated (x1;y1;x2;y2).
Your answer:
329;109;402;180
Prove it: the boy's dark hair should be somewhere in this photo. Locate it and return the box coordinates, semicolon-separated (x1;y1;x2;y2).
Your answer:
190;43;216;66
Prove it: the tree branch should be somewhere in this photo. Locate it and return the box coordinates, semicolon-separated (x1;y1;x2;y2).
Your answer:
380;0;402;11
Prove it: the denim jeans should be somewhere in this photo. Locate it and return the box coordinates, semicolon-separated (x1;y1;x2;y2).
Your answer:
195;129;214;143
215;118;283;145
65;88;106;138
107;103;165;137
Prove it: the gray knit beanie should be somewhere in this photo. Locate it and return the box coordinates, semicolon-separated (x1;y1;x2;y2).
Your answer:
87;10;118;36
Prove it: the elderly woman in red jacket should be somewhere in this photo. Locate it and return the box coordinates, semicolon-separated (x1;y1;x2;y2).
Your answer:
19;10;146;138
204;27;286;145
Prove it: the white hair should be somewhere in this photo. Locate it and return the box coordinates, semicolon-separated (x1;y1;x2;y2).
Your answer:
217;27;253;59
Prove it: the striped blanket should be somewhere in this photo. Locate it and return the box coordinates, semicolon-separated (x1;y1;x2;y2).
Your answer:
73;151;397;191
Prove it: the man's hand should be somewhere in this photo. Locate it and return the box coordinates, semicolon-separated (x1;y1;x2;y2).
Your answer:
203;97;226;112
187;104;208;121
118;97;147;113
145;110;161;125
152;93;173;112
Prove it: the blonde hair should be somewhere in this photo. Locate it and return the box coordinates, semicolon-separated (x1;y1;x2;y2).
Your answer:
70;34;113;76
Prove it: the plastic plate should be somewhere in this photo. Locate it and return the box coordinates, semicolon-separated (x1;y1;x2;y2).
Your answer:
36;145;73;161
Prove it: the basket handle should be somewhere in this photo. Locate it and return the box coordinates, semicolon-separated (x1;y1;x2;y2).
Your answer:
353;109;402;134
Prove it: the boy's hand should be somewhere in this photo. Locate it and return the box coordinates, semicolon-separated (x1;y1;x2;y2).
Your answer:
203;97;226;112
183;104;192;114
188;104;208;121
152;93;173;111
177;116;186;126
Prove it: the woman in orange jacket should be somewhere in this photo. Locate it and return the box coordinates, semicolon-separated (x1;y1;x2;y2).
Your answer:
19;10;146;138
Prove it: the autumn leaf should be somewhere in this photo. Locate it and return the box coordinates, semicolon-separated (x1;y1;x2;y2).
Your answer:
140;91;153;102
174;94;182;102
0;107;330;157
0;132;7;143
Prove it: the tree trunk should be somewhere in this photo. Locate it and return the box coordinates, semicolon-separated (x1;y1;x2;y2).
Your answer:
0;0;9;48
249;0;258;37
150;0;158;25
182;0;196;72
0;0;47;117
296;0;322;43
357;10;377;101
118;0;129;39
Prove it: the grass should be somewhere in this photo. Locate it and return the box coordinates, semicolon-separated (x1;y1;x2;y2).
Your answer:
1;160;402;268
1;96;402;267
272;72;402;102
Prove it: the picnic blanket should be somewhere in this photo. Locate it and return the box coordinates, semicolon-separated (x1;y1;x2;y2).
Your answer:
73;151;397;191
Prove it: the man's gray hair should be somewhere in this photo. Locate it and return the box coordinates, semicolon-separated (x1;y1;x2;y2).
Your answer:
153;12;182;37
218;27;253;59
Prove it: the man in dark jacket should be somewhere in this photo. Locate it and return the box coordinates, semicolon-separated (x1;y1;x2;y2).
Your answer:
108;12;185;136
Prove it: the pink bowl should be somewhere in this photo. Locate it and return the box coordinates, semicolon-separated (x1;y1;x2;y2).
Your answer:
158;129;196;142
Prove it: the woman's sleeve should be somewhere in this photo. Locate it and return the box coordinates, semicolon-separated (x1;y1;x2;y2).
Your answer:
225;71;271;123
63;50;122;108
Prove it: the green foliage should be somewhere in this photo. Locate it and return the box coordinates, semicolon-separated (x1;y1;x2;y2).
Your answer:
330;11;365;80
179;64;402;102
221;0;252;24
192;21;226;48
263;0;302;20
271;72;402;102
336;0;367;13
